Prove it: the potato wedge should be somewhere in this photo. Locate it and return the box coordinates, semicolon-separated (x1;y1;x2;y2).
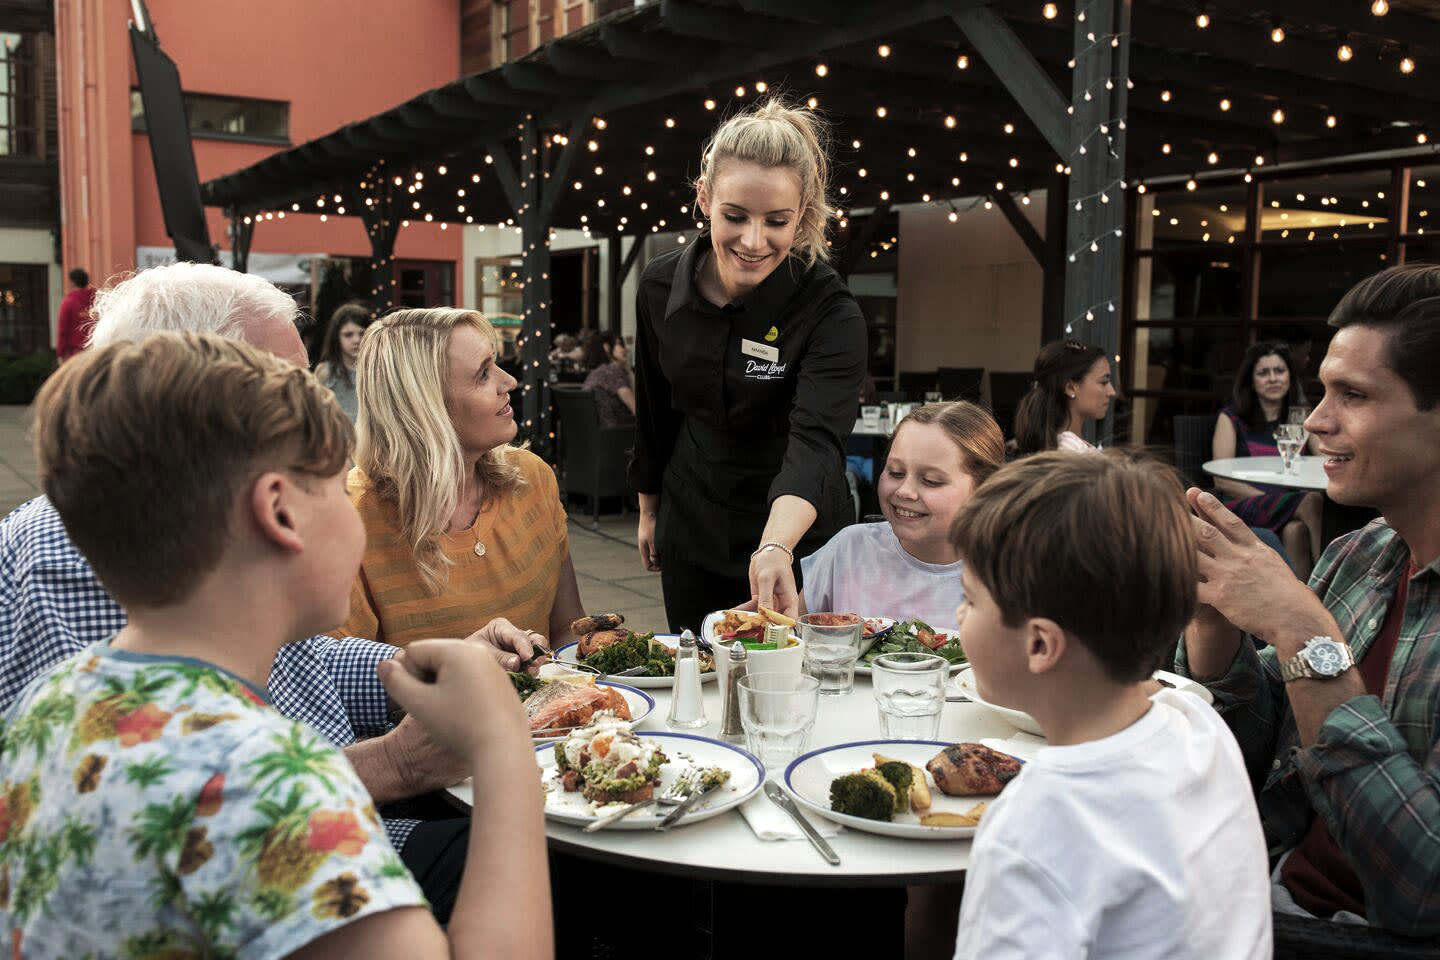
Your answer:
758;604;798;628
920;802;987;828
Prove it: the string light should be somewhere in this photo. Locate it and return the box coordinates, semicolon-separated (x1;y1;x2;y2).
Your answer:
1160;89;1172;102
878;44;891;57
1270;23;1285;43
704;99;716;110
1337;42;1354;62
1326;115;1337;128
876;106;887;118
1042;3;1058;19
1206;151;1219;164
1219;98;1231;111
735;85;746;97
754;81;767;93
944;115;957;128
815;63;828;77
1272;107;1286;124
1372;0;1388;14
1195;10;1210;28
1400;56;1416;74
956;55;969;69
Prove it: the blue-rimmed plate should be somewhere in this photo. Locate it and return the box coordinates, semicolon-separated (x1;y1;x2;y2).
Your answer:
528;681;654;743
532;731;764;830
551;636;716;689
785;739;1017;840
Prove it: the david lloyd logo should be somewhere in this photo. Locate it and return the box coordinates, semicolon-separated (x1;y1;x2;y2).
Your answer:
745;359;788;379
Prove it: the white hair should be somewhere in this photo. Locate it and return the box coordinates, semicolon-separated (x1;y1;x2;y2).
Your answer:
89;262;299;348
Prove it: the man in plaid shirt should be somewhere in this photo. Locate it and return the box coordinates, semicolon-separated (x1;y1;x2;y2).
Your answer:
1179;264;1440;937
0;263;547;923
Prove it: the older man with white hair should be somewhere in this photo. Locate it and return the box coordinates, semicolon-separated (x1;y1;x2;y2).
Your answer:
0;262;543;923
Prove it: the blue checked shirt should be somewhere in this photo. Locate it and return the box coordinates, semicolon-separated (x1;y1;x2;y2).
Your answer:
0;496;419;850
1177;519;1440;936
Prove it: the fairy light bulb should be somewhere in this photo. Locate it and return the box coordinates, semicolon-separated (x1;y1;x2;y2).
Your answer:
1372;0;1389;14
1272;107;1286;124
878;44;891;57
1207;151;1219;164
1042;3;1058;19
944;115;956;128
1270;24;1285;43
956;55;970;69
1326;115;1337;128
815;63;828;77
1195;11;1210;28
1401;56;1416;74
1219;98;1231;111
1337;43;1353;62
1161;89;1172;102
1186;178;1198;191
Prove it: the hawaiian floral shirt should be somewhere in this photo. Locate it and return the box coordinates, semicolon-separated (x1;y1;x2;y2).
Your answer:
0;642;426;959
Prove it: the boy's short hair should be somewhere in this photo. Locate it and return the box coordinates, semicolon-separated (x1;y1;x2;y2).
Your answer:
34;331;353;607
951;450;1197;683
1328;263;1440;410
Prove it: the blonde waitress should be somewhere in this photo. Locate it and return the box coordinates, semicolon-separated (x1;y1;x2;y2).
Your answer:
337;308;585;648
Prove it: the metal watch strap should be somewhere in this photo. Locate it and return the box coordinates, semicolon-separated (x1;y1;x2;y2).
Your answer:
1280;638;1354;683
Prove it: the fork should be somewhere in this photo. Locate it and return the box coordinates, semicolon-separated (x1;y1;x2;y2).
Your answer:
583;771;695;832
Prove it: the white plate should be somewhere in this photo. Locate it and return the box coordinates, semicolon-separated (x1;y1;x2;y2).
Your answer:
532;732;764;830
551;636;716;689
950;667;1215;737
784;739;1012;840
527;681;655;742
863;616;896;639
700;609;801;649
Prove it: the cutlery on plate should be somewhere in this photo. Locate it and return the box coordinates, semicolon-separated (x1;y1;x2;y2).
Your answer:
763;781;841;866
655;767;731;831
583;772;694;832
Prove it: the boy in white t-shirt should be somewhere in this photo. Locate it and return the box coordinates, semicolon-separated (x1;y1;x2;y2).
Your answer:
950;451;1271;960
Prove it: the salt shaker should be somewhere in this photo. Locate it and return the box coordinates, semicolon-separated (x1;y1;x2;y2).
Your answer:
666;629;707;729
718;636;750;744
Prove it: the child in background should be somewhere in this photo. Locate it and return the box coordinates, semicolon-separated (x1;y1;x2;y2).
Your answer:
950;451;1270;959
801;401;1004;626
314;302;370;422
0;333;550;960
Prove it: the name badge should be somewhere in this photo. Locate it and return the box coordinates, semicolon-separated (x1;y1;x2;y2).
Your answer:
741;338;779;363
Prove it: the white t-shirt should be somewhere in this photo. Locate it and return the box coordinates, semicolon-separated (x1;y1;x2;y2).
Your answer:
1057;430;1098;452
800;521;965;626
953;689;1272;960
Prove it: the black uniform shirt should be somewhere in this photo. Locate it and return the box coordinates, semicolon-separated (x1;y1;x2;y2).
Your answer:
628;233;866;521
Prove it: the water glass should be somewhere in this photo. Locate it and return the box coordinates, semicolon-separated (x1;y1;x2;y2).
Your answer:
737;672;821;769
799;613;864;696
871;652;948;740
1274;423;1304;474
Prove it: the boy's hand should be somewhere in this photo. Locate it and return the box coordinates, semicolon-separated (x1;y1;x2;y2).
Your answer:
378;639;530;759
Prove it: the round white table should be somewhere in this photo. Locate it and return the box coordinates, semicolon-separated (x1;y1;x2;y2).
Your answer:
1203;455;1327;491
448;674;1019;886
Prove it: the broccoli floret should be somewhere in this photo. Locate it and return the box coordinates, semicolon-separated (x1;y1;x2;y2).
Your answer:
873;761;914;813
510;672;545;700
829;770;897;821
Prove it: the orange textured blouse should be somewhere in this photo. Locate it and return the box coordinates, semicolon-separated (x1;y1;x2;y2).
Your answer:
337;448;569;648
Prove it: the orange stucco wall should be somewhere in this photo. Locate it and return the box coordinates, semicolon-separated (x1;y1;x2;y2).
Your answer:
58;0;463;290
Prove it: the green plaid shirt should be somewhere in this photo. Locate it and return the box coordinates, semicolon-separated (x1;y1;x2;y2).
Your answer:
1177;519;1440;937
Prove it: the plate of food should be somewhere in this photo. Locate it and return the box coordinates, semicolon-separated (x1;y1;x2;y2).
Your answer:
950;666;1214;737
700;605;801;649
552;632;716;690
863;617;896;640
531;718;764;829
783;740;1022;840
858;618;967;675
509;671;654;742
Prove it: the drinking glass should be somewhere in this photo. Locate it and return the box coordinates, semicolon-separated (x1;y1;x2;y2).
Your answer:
737;672;821;768
799;613;864;696
1288;405;1311;450
871;652;948;740
1274;423;1304;475
924;391;943;404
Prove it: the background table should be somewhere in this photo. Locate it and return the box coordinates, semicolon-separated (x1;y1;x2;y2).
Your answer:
1203;455;1377;546
450;671;1016;887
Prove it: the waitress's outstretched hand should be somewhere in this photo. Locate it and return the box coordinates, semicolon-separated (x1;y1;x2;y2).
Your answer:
751;548;800;620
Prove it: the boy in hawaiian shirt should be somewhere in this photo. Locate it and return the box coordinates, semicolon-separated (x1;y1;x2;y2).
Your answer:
0;333;551;959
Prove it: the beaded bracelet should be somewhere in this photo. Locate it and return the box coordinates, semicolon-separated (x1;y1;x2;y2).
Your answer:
751;541;795;563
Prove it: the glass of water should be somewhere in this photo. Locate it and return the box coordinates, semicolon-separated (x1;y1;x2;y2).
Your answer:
871;653;948;740
799;613;864;696
1274;423;1304;475
737;673;821;768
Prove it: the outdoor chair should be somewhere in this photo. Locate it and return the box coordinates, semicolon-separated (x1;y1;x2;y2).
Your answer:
1272;912;1440;959
1172;414;1217;489
936;366;985;404
553;386;633;528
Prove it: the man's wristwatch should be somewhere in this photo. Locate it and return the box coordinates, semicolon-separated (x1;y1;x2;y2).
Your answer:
1279;636;1355;683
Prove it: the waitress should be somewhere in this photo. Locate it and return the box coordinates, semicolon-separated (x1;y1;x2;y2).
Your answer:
629;98;866;632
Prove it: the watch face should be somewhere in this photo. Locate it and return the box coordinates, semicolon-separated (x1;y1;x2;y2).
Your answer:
1304;640;1345;676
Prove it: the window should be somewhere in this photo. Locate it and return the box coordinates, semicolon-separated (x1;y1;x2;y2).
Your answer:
1;32;40;158
131;90;288;144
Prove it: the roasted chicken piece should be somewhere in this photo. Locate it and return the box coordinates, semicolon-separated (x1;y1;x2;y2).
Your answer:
571;613;625;635
926;743;1022;796
577;628;628;658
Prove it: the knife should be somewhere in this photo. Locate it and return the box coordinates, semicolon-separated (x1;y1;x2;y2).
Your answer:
763;781;841;866
583;796;656;832
656;778;720;831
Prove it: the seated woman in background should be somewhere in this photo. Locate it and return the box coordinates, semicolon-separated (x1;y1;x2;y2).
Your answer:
338;307;585;648
1013;339;1116;454
800;401;1005;626
313;302;370;421
1212;340;1322;579
581;330;636;427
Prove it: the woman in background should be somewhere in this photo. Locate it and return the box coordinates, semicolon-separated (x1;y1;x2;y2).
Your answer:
1211;341;1322;578
1013;339;1115;454
581;331;635;427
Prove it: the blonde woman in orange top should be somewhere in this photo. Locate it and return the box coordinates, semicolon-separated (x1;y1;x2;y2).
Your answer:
338;307;585;649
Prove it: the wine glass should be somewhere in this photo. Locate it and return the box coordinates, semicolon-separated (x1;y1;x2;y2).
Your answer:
1288;405;1312;452
1274;423;1304;475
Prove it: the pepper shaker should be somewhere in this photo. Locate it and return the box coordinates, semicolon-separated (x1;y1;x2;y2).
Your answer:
718;636;751;744
667;629;707;729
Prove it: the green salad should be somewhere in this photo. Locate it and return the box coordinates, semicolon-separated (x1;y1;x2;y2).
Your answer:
577;632;715;677
865;618;967;665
